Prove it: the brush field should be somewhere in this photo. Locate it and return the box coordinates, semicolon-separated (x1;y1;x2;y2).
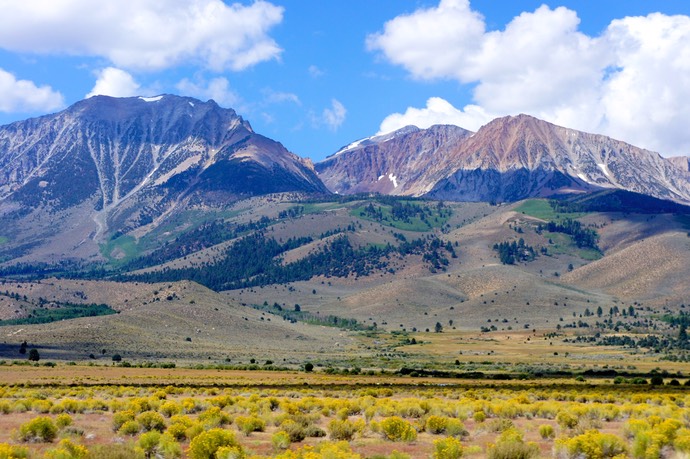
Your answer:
0;366;689;458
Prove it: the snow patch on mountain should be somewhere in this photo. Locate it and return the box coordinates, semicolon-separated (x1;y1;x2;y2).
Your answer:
597;163;610;177
330;126;421;158
139;95;164;102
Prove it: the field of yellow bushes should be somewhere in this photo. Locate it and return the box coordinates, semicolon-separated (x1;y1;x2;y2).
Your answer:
0;367;688;458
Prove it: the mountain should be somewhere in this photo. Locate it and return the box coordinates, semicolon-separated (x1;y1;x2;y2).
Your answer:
669;156;690;173
316;125;473;195
0;95;327;262
316;114;690;204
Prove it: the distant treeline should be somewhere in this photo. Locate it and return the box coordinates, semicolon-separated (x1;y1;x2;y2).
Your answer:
549;190;690;215
121;231;456;290
122;216;274;271
252;302;375;331
0;302;116;326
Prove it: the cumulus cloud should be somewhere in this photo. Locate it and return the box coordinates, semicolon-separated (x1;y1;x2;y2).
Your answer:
322;99;346;131
368;1;690;156
176;77;240;107
378;97;493;135
0;0;284;72
0;68;64;112
86;67;141;98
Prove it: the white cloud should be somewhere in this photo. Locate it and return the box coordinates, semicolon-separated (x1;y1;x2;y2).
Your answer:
0;0;283;72
0;68;64;113
263;89;300;105
86;67;141;98
322;99;346;131
368;2;690;156
176;77;240;108
308;65;324;78
378;97;493;135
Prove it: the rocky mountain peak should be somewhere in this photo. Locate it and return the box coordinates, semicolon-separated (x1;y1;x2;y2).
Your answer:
0;95;328;263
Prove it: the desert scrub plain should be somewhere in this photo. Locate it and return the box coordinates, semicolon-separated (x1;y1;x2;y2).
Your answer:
0;367;688;458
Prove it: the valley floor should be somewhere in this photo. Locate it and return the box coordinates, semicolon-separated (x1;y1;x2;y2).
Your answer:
0;366;687;458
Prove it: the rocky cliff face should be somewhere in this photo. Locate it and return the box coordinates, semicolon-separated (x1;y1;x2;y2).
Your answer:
668;156;690;173
317;114;690;204
0;95;327;261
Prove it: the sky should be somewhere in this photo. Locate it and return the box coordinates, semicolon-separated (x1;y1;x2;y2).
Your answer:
1;1;690;161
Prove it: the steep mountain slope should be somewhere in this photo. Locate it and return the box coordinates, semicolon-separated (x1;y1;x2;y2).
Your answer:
315;125;473;195
669;156;690;173
0;95;327;262
317;115;690;204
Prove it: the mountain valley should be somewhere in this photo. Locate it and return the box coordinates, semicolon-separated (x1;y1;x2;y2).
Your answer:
0;97;688;376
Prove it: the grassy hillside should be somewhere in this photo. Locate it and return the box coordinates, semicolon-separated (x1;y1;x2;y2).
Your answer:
0;192;689;370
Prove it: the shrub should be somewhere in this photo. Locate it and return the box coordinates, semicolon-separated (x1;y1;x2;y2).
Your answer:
214;446;244;459
538;424;555;440
555;429;627;459
112;410;135;431
157;434;182;459
159;401;181;418
85;444;144;459
445;419;468;437
137;431;161;459
44;439;88;459
118;420;141;436
380;417;417;442
187;428;243;459
328;419;358;441
280;420;306;442
433;437;464;459
674;427;690;453
272;441;357;459
271;431;290;451
487;428;539;459
137;411;166;432
556;411;579;430
0;443;28;458
485;418;514;433
198;407;231;428
18;416;58;442
235;416;265;436
426;415;448;434
167;416;194;441
473;411;486;423
31;399;51;413
56;414;73;429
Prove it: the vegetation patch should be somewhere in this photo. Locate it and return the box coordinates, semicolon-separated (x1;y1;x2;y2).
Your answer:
515;199;587;221
100;234;139;264
493;238;537;264
0;302;116;326
252;302;375;331
352;198;451;231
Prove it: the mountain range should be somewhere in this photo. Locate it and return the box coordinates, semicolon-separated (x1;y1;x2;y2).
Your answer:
316;114;690;204
0;95;689;265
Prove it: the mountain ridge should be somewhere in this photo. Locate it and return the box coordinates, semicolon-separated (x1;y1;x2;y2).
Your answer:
317;114;690;204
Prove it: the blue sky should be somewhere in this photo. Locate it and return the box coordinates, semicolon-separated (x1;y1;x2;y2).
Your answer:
1;1;690;161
